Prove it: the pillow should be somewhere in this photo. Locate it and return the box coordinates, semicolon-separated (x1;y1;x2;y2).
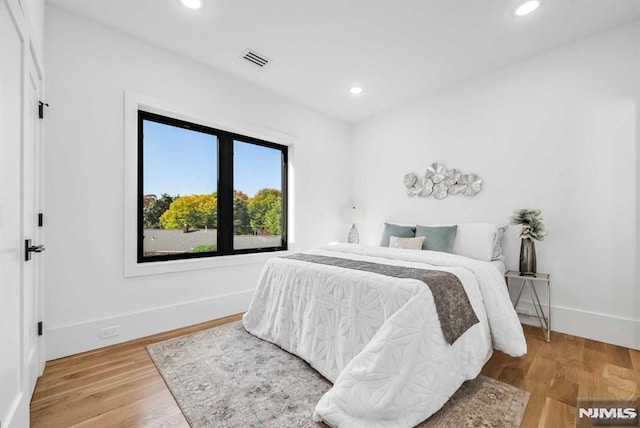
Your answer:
492;223;509;261
451;223;497;262
415;225;458;253
389;236;425;250
380;223;416;247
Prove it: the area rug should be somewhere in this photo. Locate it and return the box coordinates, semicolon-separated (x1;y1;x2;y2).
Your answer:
147;321;529;428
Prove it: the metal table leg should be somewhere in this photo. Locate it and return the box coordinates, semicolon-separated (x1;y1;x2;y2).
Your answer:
511;277;551;342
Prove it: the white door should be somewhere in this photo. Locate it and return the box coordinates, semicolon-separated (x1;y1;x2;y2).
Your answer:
24;48;46;394
0;0;44;426
0;0;29;425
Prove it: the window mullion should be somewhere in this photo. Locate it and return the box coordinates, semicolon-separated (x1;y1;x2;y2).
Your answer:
137;111;145;262
217;134;234;254
280;150;288;248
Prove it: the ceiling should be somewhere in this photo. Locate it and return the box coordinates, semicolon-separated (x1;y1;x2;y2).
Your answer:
47;0;640;122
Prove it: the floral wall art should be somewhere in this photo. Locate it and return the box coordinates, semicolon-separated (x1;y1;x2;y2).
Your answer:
403;163;482;200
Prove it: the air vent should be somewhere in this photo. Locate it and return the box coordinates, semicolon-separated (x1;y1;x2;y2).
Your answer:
241;49;271;68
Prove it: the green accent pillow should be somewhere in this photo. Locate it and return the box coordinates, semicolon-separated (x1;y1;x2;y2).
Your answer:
380;223;416;247
415;225;458;253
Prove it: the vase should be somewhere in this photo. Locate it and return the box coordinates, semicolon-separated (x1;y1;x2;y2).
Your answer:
347;224;359;244
519;238;537;276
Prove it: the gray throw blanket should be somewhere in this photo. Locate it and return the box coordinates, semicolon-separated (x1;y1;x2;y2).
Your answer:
283;253;479;345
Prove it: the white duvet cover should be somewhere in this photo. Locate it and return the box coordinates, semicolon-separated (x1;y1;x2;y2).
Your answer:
243;244;526;427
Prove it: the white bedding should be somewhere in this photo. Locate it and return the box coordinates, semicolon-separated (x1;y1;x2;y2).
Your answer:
243;244;526;427
490;259;507;276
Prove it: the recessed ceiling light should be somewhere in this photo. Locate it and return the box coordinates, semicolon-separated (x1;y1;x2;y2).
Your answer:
180;0;203;10
350;87;363;95
514;0;540;16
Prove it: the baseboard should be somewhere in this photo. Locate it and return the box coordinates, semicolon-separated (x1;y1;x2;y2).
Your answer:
516;300;640;350
46;292;639;360
3;391;28;428
45;289;254;360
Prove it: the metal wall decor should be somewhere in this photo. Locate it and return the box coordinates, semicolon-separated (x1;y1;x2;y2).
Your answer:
404;163;482;200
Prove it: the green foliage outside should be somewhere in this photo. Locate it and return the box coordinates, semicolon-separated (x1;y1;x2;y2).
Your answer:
263;201;282;235
234;191;252;235
143;188;282;236
190;244;217;253
143;193;174;228
159;193;218;230
248;188;282;235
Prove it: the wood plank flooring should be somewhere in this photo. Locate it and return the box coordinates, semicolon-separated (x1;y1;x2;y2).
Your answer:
31;317;640;428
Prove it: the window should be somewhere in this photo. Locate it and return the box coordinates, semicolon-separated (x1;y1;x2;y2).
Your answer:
138;111;287;263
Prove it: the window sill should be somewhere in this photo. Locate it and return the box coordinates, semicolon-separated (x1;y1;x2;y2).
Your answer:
124;249;292;278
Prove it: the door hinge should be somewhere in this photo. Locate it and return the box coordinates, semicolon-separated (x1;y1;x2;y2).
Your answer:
38;321;43;336
38;101;49;119
38;213;44;227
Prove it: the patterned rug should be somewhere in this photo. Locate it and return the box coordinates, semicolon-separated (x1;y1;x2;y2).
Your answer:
147;321;529;428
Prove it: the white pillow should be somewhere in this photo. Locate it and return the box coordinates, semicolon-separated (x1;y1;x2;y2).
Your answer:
492;223;509;261
389;235;425;250
451;223;497;262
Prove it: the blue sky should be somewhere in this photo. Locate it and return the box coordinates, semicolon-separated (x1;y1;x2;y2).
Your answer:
143;121;282;197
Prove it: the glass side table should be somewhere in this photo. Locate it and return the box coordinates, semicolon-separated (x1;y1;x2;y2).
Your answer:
505;270;551;342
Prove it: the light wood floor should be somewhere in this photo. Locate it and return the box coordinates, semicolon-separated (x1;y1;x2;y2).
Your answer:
31;316;640;428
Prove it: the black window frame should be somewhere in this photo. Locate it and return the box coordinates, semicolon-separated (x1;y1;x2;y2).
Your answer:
137;110;288;263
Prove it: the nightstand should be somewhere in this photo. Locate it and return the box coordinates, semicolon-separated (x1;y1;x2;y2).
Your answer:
505;270;551;342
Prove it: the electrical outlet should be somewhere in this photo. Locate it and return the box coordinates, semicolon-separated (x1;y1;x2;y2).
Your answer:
100;326;119;339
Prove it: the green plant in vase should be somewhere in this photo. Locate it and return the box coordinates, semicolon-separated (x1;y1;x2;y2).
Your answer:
510;208;547;276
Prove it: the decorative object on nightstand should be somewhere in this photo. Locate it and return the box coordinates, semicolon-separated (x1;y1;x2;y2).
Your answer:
505;270;551;342
510;208;547;276
344;207;364;244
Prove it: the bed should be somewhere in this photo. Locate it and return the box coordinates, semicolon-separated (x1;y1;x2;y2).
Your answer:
243;242;526;427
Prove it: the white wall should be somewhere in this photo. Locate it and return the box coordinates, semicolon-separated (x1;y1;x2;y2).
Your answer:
352;22;639;349
44;6;352;359
636;36;640;350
